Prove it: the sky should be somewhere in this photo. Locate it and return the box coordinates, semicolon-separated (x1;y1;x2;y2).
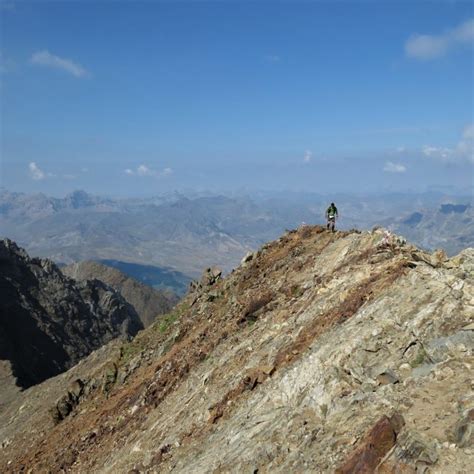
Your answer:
0;0;473;197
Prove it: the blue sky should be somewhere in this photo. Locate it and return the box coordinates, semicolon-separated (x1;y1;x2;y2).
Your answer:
1;0;473;196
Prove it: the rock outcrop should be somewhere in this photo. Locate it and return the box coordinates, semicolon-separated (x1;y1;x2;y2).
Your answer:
62;261;179;327
0;227;472;472
0;239;143;395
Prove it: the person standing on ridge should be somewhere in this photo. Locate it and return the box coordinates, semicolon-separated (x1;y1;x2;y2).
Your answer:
325;202;338;232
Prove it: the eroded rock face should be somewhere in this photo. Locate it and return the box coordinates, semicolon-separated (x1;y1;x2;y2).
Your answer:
0;227;473;473
62;261;179;327
0;239;143;391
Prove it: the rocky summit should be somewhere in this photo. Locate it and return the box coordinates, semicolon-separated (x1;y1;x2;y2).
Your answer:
0;239;143;403
0;226;473;472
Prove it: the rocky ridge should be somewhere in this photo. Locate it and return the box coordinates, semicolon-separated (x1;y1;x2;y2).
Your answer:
62;261;179;327
0;226;473;472
0;239;143;400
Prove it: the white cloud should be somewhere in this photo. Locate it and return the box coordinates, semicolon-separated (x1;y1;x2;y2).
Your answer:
303;150;312;163
28;162;82;180
405;18;474;60
453;18;474;42
422;123;474;163
384;161;406;173
28;162;45;180
137;164;153;176
124;164;173;177
422;145;452;160
396;146;406;153
30;50;88;78
462;123;474;140
456;123;474;163
405;35;448;59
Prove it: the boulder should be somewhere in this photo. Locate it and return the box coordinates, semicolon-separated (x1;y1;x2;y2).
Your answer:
200;267;222;287
241;251;255;265
394;430;439;467
454;408;474;447
336;413;405;473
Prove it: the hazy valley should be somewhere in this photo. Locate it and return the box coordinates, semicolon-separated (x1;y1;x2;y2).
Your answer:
1;189;472;293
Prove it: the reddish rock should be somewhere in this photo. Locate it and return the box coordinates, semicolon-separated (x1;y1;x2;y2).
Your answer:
336;413;405;473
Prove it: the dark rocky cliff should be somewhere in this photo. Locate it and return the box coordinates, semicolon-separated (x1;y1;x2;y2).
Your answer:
0;239;143;389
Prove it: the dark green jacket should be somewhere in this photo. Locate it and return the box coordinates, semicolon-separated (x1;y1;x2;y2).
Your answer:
326;205;338;218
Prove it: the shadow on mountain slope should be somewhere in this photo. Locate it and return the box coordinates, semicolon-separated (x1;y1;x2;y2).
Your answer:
0;239;143;392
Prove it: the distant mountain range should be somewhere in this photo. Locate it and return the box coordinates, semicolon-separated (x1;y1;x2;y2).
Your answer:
1;189;472;286
391;203;474;256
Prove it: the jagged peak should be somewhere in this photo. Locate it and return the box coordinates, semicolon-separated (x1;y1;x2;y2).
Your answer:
0;239;143;393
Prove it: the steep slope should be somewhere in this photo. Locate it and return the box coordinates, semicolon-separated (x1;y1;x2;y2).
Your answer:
0;227;472;473
0;239;143;398
62;261;179;327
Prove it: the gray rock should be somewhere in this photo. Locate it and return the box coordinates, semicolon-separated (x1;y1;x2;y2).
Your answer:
375;368;399;385
68;379;85;400
241;251;255;264
426;332;474;363
200;267;222;287
206;290;220;302
454;409;474;447
394;431;439;466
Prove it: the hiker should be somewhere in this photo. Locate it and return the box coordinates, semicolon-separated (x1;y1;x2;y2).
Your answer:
325;202;338;232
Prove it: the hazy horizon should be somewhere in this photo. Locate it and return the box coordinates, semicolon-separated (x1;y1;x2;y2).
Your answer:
1;185;474;201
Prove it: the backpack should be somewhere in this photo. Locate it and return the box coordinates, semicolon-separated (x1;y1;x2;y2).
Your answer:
327;205;337;217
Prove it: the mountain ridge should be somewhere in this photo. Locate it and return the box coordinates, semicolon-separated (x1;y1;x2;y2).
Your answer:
0;238;143;400
62;260;179;327
1;226;472;472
